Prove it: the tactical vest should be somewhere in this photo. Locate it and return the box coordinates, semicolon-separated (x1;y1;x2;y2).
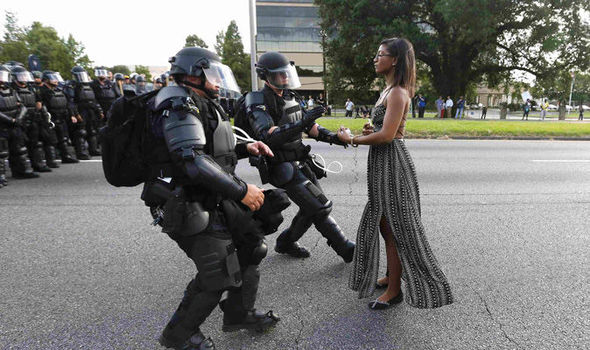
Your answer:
276;94;304;148
210;104;237;173
95;81;116;103
0;88;19;119
15;87;36;113
77;84;96;105
46;88;68;116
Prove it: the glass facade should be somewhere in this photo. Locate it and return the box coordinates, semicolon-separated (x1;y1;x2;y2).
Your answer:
256;5;322;53
256;1;324;93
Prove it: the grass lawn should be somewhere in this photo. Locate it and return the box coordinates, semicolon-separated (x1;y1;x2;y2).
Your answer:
316;117;590;138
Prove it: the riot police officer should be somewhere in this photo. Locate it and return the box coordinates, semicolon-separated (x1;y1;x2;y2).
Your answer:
90;67;117;121
244;51;355;262
10;65;52;172
146;47;279;350
113;73;125;99
135;75;147;94
0;65;39;186
67;66;104;157
39;70;79;164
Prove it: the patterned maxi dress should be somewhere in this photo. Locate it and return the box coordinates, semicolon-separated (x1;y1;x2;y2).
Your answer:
349;104;454;309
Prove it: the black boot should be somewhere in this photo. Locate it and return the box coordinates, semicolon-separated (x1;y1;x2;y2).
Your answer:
44;145;60;168
10;147;40;179
274;210;313;258
74;135;90;160
159;330;215;350
219;299;280;333
31;143;51;172
275;238;310;258
88;135;101;156
315;216;355;263
58;142;79;163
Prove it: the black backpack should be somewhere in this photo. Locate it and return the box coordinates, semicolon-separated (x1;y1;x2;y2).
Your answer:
99;90;158;187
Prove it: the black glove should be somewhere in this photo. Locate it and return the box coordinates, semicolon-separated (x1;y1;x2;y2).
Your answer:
302;106;325;130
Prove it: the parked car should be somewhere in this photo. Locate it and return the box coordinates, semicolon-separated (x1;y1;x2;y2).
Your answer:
547;104;558;110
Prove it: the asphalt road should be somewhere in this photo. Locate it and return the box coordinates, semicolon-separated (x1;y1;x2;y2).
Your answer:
1;140;588;350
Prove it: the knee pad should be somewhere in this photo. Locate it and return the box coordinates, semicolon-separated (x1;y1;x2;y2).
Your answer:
77;128;87;138
191;236;242;291
250;242;268;265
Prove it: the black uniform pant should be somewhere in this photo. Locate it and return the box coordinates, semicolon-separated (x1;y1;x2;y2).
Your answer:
24;116;49;170
53;119;75;159
161;211;261;344
273;162;350;253
80;107;100;154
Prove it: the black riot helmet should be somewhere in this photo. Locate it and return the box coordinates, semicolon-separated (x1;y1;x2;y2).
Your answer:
10;65;34;86
135;75;147;94
32;71;43;80
255;52;301;89
168;47;240;97
42;70;64;86
0;65;11;85
71;66;91;83
113;73;125;81
94;67;108;79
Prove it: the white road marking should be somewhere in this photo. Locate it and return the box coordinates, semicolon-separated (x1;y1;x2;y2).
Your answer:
531;160;590;163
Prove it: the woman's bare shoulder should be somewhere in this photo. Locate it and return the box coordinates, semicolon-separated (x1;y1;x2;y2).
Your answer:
386;86;409;106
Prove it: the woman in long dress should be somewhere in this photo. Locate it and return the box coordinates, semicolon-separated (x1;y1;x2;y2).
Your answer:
338;38;453;310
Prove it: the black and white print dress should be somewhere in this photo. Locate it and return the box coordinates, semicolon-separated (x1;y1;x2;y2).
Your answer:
349;104;454;308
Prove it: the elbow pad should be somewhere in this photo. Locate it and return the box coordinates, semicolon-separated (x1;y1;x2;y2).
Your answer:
185;155;247;201
315;125;347;147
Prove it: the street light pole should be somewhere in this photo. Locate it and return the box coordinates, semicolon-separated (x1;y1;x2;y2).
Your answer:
568;71;575;108
249;0;258;91
320;29;328;106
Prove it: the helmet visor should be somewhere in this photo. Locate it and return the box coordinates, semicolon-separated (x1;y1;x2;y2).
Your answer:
0;70;11;83
74;71;91;83
94;69;108;77
45;72;64;83
203;61;241;95
266;64;301;89
13;71;34;83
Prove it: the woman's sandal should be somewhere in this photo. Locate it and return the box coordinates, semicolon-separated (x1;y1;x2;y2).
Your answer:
375;281;388;289
368;290;403;310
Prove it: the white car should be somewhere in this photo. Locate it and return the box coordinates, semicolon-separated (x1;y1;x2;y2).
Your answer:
547;104;558;110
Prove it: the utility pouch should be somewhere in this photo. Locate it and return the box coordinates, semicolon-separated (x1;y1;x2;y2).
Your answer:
162;190;187;235
249;155;270;184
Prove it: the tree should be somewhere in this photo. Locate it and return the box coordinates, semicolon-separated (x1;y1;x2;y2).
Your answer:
0;11;28;64
109;65;131;75
215;20;251;92
533;71;590;104
0;12;93;79
134;65;152;81
184;34;208;48
316;0;590;99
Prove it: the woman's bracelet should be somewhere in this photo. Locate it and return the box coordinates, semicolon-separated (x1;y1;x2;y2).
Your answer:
351;135;359;147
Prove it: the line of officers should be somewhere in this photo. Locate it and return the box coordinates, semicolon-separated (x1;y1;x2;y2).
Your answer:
0;62;175;188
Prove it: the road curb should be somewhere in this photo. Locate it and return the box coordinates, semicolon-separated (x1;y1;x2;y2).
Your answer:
405;135;590;141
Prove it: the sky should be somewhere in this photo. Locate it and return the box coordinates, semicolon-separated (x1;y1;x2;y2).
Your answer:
1;0;253;67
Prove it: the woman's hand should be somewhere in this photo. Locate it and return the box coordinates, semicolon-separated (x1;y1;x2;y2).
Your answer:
337;126;352;144
362;122;374;136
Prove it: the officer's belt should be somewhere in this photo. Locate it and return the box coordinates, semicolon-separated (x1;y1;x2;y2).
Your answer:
269;142;310;164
